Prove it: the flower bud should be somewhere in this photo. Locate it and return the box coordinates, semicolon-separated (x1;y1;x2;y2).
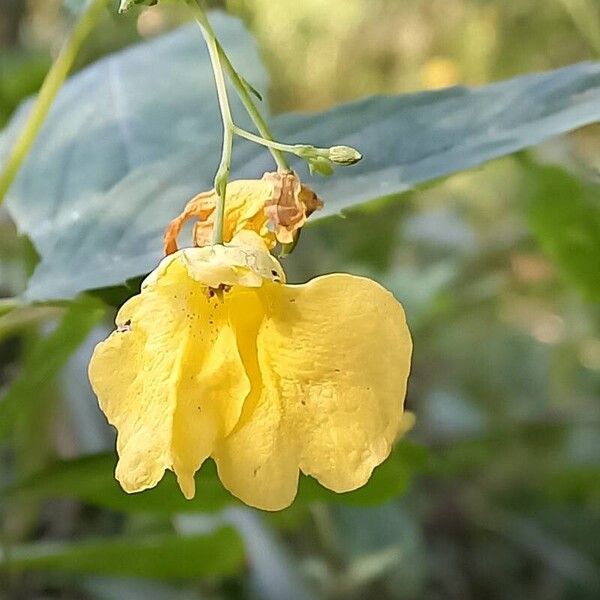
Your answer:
328;145;362;165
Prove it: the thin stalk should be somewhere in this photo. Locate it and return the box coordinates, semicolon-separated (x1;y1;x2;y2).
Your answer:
189;0;289;171
309;503;344;571
233;125;320;157
0;0;109;205
189;0;234;244
219;49;290;171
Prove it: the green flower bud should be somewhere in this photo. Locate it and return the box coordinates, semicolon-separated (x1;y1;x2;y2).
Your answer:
328;145;362;165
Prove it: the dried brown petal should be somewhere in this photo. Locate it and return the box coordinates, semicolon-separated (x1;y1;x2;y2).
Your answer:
163;172;323;255
263;171;323;244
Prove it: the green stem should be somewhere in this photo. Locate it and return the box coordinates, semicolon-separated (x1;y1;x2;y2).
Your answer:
188;0;289;172
189;0;234;245
232;125;322;157
0;0;109;205
309;503;344;571
219;50;290;171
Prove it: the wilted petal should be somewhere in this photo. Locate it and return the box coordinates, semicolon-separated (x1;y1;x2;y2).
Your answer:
163;173;323;254
262;171;323;244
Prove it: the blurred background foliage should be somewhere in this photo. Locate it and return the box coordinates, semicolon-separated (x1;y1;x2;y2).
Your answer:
0;0;599;598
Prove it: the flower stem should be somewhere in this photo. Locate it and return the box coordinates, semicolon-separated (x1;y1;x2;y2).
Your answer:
188;0;289;173
188;0;235;245
232;125;323;158
219;51;290;171
0;0;109;205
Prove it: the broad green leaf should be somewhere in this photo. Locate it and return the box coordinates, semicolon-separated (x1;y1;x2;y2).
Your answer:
0;296;105;439
2;15;600;300
524;163;600;301
3;528;244;579
7;441;427;513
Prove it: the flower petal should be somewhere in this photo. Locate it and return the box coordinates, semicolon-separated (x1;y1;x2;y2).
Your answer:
163;173;323;254
277;275;412;491
213;275;412;510
212;289;300;510
170;308;250;499
262;171;323;244
163;179;276;254
88;255;250;498
150;233;285;290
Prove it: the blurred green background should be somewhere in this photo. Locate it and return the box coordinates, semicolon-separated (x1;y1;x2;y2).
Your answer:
0;0;599;598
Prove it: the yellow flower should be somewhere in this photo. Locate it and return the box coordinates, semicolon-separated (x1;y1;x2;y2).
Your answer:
163;171;323;254
88;231;412;511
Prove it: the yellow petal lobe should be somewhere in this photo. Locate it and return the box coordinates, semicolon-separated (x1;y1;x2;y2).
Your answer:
213;274;412;510
88;238;274;497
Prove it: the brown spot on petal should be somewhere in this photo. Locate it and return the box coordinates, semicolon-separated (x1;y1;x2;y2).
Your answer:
263;171;323;245
163;173;322;255
117;319;132;333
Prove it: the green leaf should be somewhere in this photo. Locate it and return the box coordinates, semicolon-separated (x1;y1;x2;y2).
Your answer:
3;528;244;579
0;296;105;439
524;162;600;301
2;16;600;300
0;50;50;126
7;441;427;513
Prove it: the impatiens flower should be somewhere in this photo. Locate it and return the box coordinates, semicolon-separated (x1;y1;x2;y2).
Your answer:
163;171;323;255
89;231;412;511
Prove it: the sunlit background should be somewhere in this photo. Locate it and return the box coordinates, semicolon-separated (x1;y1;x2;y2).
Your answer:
1;1;599;598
